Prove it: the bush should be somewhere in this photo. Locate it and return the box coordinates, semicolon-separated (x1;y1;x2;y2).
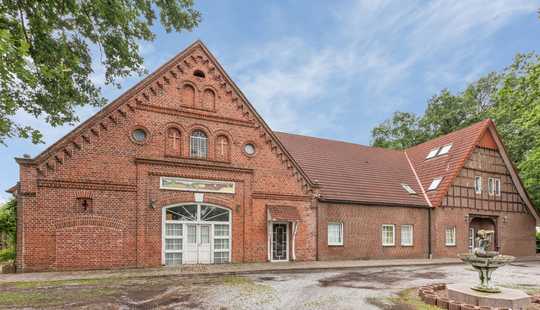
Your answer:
0;247;15;262
537;231;540;242
0;199;16;247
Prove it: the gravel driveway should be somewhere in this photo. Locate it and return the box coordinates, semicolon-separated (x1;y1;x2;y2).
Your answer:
0;261;539;309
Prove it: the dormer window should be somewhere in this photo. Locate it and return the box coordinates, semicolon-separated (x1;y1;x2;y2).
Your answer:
401;183;417;195
428;177;443;191
438;144;452;155
426;148;440;159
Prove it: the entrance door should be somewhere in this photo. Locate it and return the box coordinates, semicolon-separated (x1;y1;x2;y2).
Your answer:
198;224;211;264
184;224;198;264
272;223;289;261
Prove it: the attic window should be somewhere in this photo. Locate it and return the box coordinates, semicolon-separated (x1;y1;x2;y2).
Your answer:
193;70;205;78
401;183;417;195
428;177;443;191
426;148;440;159
438;144;452;155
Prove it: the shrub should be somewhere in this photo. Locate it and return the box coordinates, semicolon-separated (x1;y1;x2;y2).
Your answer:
0;247;15;262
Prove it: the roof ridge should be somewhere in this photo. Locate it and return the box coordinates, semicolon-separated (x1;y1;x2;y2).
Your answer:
274;131;405;153
406;118;492;151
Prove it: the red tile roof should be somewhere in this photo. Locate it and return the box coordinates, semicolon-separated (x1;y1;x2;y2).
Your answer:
406;119;491;207
275;119;496;208
275;132;429;207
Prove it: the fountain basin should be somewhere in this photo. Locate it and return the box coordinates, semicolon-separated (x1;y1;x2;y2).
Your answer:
447;283;531;310
458;253;515;293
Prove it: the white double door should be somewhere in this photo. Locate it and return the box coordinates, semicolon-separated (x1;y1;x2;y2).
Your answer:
184;224;212;264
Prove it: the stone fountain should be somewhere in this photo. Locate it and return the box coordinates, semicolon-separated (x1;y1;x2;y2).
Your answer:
446;229;531;309
458;230;514;293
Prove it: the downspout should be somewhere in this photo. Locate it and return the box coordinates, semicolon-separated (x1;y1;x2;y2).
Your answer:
428;207;432;259
404;150;433;259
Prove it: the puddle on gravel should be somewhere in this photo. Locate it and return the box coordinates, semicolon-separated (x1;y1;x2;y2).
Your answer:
318;271;403;289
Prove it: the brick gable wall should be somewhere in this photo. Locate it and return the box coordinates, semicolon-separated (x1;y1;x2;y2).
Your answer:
15;43;316;271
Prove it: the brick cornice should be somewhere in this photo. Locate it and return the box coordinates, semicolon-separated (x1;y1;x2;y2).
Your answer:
136;103;255;128
37;179;136;192
252;192;311;201
136;156;254;174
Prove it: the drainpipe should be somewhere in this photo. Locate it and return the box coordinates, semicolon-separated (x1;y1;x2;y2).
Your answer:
428;207;433;259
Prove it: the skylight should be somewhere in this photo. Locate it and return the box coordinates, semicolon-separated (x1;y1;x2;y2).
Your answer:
401;183;417;195
428;177;443;191
438;144;452;155
426;148;440;159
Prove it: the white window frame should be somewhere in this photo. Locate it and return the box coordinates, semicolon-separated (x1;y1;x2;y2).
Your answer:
382;224;395;246
445;227;456;246
426;148;440;159
438;144;452;155
488;177;494;196
327;222;344;246
474;176;482;194
190;130;208;158
469;227;475;250
494;178;501;196
428;177;443;191
401;183;417;195
401;224;414;246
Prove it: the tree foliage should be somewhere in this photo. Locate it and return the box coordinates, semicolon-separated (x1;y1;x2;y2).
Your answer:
0;0;201;144
0;198;16;247
371;53;540;210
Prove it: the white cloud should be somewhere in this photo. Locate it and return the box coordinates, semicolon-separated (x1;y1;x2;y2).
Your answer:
229;0;537;137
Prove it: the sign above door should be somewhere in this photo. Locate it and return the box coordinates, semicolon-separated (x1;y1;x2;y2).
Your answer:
160;177;235;194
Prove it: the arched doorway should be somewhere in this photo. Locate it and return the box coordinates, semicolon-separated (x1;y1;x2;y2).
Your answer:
469;216;497;251
162;203;231;265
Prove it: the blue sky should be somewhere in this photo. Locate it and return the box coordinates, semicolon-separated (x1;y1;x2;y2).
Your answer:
1;0;540;203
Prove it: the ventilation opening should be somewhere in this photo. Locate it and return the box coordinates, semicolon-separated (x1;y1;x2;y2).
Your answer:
193;70;205;78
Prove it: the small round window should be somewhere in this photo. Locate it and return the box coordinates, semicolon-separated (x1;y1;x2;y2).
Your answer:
244;143;256;156
132;129;147;143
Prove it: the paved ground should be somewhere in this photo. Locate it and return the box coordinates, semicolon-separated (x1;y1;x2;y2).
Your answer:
0;261;539;309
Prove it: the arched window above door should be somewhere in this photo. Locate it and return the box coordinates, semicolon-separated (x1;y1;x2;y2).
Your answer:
190;130;208;159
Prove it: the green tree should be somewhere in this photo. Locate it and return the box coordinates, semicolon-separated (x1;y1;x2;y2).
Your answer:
371;111;425;149
0;0;201;144
0;199;16;247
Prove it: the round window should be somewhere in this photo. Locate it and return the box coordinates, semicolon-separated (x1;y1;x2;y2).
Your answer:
132;129;147;143
244;143;256;156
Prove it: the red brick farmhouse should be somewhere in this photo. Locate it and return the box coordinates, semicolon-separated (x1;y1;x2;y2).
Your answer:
8;41;539;272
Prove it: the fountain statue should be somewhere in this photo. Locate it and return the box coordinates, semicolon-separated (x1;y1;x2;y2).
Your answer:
458;229;515;293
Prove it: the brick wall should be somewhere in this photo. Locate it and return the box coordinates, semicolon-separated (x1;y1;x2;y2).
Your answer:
317;202;430;260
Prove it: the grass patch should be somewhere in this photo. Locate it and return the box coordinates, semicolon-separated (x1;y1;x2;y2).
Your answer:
0;287;119;307
0;277;121;289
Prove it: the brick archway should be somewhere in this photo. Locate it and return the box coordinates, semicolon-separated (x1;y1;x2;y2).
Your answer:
469;216;498;251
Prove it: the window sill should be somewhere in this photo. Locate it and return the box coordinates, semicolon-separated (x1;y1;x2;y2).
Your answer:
401;244;414;247
328;244;344;247
382;244;395;247
445;244;456;247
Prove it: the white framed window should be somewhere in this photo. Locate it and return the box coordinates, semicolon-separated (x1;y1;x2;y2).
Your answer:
382;224;395;246
445;227;456;246
488;177;494;196
438;144;452;155
426;148;440;159
428;177;443;191
401;183;417;195
494;178;501;196
474;176;482;194
190;130;208;158
328;223;343;246
469;227;475;250
401;224;413;246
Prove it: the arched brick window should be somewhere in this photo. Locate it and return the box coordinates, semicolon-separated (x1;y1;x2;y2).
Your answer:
203;89;216;110
181;84;195;106
215;135;230;162
190;130;208;159
165;127;182;157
